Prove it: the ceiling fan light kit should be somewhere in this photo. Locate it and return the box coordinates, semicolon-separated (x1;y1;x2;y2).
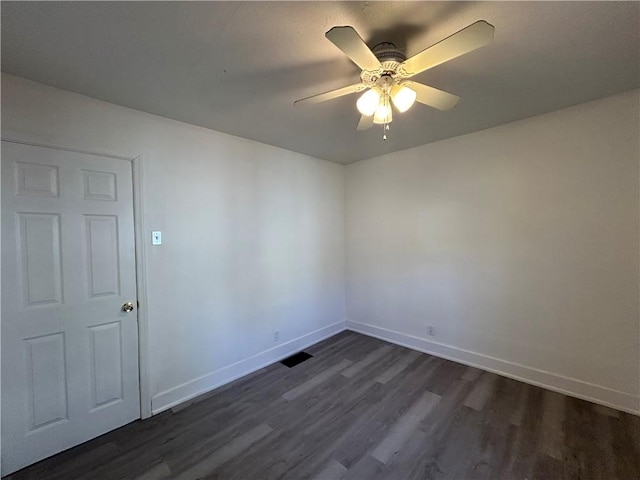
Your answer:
373;92;392;125
356;88;381;116
390;84;417;113
295;20;495;140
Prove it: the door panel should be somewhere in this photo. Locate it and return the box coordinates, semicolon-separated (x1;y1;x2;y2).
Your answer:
15;161;59;197
18;212;64;306
89;321;123;409
25;332;69;431
1;142;140;475
82;169;117;201
85;215;120;297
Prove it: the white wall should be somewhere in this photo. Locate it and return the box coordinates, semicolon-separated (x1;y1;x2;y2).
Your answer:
346;90;640;414
3;73;638;416
2;74;346;413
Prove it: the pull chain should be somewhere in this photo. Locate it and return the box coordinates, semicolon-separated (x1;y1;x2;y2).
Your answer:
382;123;390;140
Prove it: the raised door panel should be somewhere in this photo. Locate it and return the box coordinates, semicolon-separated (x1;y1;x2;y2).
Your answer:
18;213;63;307
89;322;123;410
15;162;59;198
84;215;120;298
25;333;68;431
82;170;117;201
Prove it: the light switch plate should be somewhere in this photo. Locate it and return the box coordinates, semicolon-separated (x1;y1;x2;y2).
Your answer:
151;231;162;245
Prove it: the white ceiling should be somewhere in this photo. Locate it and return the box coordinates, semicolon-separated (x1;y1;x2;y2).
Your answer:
2;1;638;164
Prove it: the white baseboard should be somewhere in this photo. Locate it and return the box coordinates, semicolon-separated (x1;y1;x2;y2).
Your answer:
151;320;347;414
347;319;639;416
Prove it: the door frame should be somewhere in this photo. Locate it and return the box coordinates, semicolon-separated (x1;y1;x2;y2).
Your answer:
1;130;152;419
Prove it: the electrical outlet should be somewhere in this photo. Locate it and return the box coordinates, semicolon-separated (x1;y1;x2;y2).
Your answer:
426;325;435;337
274;331;279;342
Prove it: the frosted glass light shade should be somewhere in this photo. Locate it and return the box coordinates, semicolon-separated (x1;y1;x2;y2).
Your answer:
356;88;381;116
373;94;393;124
390;85;417;113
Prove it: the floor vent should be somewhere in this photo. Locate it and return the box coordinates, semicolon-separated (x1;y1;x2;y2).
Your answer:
281;351;313;368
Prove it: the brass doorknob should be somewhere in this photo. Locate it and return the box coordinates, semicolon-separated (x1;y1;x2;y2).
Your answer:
122;302;135;313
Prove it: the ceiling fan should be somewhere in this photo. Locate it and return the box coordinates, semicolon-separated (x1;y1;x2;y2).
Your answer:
294;21;495;137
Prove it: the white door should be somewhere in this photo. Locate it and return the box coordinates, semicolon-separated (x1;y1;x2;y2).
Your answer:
1;142;140;475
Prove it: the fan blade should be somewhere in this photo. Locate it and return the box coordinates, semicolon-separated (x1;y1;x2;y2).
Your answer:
357;114;374;131
399;21;494;77
294;83;367;106
404;81;460;111
325;26;382;71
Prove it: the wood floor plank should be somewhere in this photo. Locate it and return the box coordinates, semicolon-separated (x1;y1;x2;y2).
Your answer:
510;382;532;427
341;344;393;378
375;349;421;384
172;423;273;480
311;459;347;480
422;359;467;395
383;383;476;479
492;424;537;480
461;365;483;382
163;415;268;475
378;427;436;480
5;441;120;480
420;379;472;437
561;396;614;480
609;412;640;479
133;461;171;480
281;359;352;401
532;452;564;479
593;403;620;418
428;406;486;479
513;383;545;435
7;331;639;480
370;390;441;465
217;361;390;479
482;375;524;431
463;371;498;411
75;447;161;480
332;354;442;469
538;389;566;460
628;413;640;456
343;454;386;480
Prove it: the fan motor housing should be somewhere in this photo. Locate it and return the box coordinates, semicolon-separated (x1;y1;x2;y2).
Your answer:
373;42;407;63
361;42;407;85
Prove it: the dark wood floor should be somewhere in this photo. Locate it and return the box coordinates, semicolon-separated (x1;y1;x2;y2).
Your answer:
6;331;640;480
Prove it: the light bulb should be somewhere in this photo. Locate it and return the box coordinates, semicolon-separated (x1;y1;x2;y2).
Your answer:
390;85;417;113
356;88;380;116
373;93;393;124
